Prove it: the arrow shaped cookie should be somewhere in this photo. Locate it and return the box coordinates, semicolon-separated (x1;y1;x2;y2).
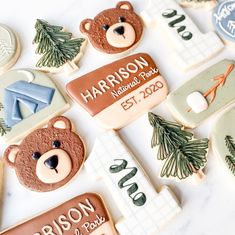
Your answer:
85;130;181;235
141;0;224;70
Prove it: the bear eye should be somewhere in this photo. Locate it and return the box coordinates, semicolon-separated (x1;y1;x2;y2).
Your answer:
119;16;126;23
32;152;41;160
52;140;61;148
102;24;110;31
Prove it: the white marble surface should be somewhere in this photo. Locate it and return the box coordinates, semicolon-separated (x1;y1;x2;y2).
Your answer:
0;0;235;234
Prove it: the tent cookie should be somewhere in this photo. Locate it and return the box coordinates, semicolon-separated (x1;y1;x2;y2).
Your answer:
0;69;69;143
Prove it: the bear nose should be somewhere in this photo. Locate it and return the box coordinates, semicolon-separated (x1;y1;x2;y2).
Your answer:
113;26;125;35
44;155;58;171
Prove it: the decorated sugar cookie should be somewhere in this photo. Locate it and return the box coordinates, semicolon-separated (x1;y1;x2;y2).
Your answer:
0;193;117;234
148;112;209;181
33;19;86;74
67;53;168;129
180;0;217;9
0;69;69;143
80;1;143;55
211;108;235;178
141;0;224;70
167;60;235;128
3;116;85;192
212;0;235;45
85;130;181;235
0;24;20;74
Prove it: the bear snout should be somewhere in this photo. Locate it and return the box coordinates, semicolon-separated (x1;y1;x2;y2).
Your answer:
44;155;59;172
113;26;125;35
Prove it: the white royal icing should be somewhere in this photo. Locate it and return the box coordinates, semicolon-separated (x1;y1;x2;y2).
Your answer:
85;130;181;235
141;0;224;70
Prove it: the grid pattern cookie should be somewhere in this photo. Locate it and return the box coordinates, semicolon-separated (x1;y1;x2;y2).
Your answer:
85;130;181;235
141;0;224;70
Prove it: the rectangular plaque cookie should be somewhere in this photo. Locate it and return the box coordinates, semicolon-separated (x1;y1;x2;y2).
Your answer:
0;193;117;235
167;60;235;128
66;53;168;129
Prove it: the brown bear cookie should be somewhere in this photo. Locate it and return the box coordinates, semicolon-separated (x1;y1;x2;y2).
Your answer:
3;116;85;192
80;1;143;55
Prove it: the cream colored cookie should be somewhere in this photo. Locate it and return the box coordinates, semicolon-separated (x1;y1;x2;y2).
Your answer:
0;24;21;74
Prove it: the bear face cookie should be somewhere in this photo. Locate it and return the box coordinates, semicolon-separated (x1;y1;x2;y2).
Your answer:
0;193;117;235
0;69;69;143
33;19;86;74
141;0;224;70
80;1;143;55
212;0;235;45
3;116;85;192
0;24;21;74
66;53;168;130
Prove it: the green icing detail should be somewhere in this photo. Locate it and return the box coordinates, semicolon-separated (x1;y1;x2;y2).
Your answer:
225;136;235;175
33;19;85;68
0;102;11;136
148;112;209;180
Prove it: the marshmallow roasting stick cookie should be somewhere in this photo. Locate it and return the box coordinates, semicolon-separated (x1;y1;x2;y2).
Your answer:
67;53;168;130
85;130;181;235
167;60;235;128
0;24;21;74
141;0;224;70
0;193;117;235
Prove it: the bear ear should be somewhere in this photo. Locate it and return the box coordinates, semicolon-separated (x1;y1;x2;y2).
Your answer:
48;116;72;131
3;145;20;168
116;1;134;11
80;19;93;35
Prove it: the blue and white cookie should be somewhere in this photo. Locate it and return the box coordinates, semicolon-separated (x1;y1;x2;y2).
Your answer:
212;0;235;44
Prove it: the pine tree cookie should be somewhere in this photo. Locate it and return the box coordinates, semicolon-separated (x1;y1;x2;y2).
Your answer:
211;108;235;179
80;1;143;56
0;24;21;74
148;112;209;182
33;19;86;74
180;0;217;9
0;69;69;143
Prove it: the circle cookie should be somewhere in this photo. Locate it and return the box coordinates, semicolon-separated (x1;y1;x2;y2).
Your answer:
212;0;235;44
0;24;20;74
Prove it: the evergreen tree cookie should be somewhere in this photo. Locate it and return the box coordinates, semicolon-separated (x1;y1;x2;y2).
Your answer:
148;112;209;181
33;19;86;74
